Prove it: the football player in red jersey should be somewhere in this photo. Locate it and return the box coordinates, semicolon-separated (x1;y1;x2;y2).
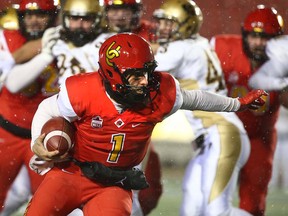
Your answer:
0;0;58;213
103;1;162;214
210;5;285;216
24;33;266;215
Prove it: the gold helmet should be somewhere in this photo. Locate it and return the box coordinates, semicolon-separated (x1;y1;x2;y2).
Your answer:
0;7;19;30
152;0;203;40
61;0;103;46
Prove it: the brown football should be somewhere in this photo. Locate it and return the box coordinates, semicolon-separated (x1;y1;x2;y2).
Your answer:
41;117;75;156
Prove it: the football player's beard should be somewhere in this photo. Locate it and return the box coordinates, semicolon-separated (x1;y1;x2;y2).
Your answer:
250;47;268;62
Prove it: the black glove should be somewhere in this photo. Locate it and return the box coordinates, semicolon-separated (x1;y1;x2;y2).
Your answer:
73;159;149;190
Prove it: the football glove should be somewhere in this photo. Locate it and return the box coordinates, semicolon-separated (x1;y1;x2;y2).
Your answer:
29;155;54;175
41;26;61;55
73;159;149;190
238;89;268;111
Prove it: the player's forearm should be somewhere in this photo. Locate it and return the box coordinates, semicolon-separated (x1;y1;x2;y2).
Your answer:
6;52;54;93
180;89;240;112
12;39;41;64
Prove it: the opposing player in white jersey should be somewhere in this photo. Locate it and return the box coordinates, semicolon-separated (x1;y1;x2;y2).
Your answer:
151;0;254;215
249;35;288;91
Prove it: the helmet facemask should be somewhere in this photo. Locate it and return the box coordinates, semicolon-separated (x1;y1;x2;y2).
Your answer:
61;14;102;47
18;9;57;40
100;60;159;109
17;0;58;40
151;12;180;44
151;0;203;44
104;5;141;33
60;0;102;47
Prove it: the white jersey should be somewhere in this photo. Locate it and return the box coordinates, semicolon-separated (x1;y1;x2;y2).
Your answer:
249;35;288;90
155;35;251;216
155;35;245;137
52;33;114;85
155;36;226;95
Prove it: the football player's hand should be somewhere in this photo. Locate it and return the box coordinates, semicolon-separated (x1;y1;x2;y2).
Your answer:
41;26;61;55
32;133;59;161
238;89;268;111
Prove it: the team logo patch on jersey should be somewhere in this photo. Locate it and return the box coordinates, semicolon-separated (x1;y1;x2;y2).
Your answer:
91;116;103;128
114;118;125;128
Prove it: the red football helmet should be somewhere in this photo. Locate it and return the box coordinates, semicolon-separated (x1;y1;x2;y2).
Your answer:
19;0;57;11
98;33;159;108
242;5;284;62
18;0;58;40
242;5;284;36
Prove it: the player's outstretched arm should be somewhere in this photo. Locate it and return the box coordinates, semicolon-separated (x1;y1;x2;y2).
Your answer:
180;89;267;112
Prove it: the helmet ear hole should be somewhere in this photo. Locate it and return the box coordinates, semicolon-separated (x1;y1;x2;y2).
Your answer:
107;70;113;78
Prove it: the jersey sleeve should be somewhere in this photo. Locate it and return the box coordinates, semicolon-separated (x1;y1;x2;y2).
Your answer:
57;82;79;121
31;95;62;149
165;76;183;118
180;89;240;112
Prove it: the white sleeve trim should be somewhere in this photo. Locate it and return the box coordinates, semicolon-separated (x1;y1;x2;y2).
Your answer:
57;82;78;121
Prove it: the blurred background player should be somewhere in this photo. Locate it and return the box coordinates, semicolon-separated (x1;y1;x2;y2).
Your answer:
0;5;46;89
0;0;58;214
210;5;285;216
0;7;32;216
248;33;288;194
151;0;253;215
102;0;152;40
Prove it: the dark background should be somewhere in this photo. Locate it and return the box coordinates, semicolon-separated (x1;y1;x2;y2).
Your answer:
1;0;287;39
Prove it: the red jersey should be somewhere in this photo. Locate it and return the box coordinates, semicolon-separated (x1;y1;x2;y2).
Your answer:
213;35;280;137
65;72;176;169
0;30;58;130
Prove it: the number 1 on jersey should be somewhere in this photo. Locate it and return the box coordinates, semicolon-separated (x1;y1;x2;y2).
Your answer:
107;133;125;163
